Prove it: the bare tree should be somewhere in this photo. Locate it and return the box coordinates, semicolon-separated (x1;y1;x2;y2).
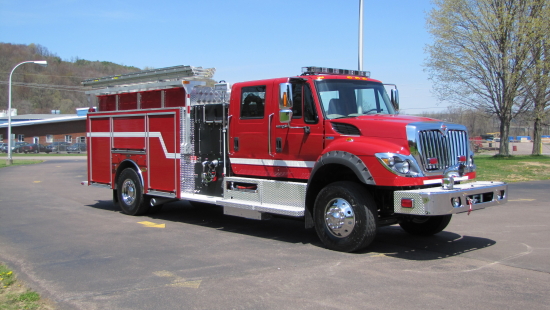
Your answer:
425;0;543;155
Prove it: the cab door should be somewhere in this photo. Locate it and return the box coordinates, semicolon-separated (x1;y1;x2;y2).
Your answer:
271;81;324;180
228;83;270;177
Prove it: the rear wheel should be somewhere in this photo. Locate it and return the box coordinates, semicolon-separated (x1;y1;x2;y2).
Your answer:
116;168;149;215
399;215;452;235
314;181;378;252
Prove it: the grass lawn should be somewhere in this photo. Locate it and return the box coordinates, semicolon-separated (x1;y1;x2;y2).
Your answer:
0;263;54;310
474;155;550;182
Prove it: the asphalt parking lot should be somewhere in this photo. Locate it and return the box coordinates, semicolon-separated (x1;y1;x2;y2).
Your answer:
0;158;549;310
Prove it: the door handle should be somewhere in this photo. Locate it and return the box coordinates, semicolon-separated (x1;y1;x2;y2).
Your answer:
268;113;275;157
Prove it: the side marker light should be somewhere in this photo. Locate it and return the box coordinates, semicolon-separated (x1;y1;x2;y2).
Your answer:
401;198;414;208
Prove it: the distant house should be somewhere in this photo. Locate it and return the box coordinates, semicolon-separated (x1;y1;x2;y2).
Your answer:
0;109;87;145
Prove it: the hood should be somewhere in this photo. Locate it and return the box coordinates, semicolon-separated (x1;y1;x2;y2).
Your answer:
329;114;441;140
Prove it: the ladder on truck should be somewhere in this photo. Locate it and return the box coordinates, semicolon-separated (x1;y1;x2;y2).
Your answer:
83;65;215;88
82;65;227;110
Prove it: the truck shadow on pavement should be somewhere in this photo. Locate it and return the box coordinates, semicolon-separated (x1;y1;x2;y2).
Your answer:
87;199;496;260
363;226;496;260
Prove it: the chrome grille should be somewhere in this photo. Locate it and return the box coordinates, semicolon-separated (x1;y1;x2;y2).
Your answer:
417;129;468;171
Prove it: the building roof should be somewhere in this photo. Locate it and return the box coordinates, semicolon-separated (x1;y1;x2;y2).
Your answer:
0;115;85;128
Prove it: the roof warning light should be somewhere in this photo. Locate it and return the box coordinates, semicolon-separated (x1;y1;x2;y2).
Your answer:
302;66;371;78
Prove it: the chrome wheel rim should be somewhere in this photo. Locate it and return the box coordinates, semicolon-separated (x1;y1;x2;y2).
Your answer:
324;198;355;238
121;179;136;206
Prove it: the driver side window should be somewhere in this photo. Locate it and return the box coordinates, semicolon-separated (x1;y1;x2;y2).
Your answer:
291;83;318;123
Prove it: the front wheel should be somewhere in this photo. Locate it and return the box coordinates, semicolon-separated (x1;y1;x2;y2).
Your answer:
399;215;452;236
116;168;149;215
314;181;378;252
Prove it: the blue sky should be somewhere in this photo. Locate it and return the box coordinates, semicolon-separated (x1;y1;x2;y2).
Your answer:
0;0;450;114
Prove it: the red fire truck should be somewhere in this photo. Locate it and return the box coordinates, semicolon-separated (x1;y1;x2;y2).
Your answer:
82;65;507;252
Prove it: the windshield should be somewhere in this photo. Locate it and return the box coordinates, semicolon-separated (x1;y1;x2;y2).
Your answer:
315;79;395;119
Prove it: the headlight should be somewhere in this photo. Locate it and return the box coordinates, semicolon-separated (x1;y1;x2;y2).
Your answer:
375;153;422;177
395;160;410;174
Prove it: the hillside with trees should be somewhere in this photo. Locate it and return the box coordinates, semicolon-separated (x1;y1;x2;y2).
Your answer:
0;43;141;114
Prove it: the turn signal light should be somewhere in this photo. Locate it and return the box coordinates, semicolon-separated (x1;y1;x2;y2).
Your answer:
401;198;414;208
457;155;467;162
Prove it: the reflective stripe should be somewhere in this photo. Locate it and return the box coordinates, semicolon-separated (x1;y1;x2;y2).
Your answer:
87;132;179;159
230;158;315;168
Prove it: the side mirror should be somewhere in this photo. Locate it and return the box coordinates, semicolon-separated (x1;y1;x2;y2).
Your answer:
279;83;293;109
279;109;293;124
390;88;399;111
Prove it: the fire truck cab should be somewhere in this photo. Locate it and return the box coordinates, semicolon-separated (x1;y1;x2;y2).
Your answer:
82;65;507;252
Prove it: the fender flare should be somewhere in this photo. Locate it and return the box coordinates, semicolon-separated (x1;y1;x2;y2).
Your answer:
308;150;376;186
115;159;145;189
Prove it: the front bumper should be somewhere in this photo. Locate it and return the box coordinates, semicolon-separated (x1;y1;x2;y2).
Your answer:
394;181;507;216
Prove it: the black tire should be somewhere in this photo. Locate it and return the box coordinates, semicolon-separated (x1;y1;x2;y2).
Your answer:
314;181;378;252
116;168;149;215
399;215;452;236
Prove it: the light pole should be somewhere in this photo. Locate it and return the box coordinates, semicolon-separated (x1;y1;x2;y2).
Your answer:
6;60;48;165
358;0;364;71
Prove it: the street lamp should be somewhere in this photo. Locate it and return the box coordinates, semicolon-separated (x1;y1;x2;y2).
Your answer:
6;60;48;165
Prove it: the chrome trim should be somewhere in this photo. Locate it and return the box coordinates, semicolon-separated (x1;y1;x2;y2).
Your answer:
406;122;472;176
268;113;274;157
148;190;177;198
394;181;507;215
324;198;356;238
112;149;146;155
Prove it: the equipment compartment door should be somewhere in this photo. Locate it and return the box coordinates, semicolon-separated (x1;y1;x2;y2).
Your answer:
147;111;179;193
88;116;112;185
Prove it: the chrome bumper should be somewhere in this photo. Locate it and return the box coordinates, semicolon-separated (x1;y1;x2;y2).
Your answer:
394;181;508;216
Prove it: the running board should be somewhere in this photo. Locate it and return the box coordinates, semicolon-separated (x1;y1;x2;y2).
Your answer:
178;177;307;219
221;177;306;218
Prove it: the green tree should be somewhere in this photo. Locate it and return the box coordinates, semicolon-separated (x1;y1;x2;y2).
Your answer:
425;0;546;155
525;0;550;155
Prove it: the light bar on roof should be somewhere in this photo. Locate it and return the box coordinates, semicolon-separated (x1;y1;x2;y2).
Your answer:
302;66;370;78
